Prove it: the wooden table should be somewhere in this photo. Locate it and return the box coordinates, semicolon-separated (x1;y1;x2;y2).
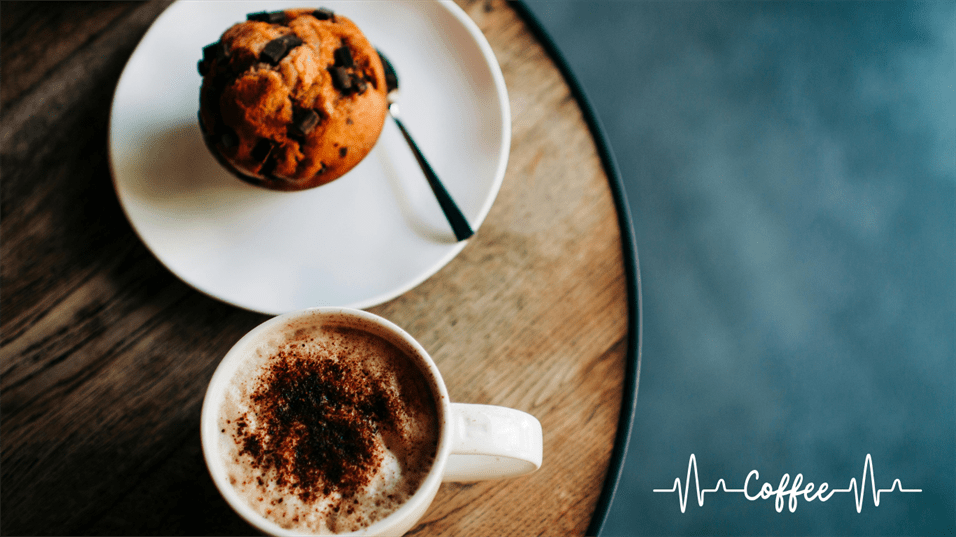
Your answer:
0;1;640;535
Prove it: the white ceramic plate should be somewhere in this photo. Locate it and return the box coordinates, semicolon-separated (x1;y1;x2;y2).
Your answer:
110;0;509;315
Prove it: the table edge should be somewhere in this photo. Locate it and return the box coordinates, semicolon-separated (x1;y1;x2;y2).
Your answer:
510;3;644;535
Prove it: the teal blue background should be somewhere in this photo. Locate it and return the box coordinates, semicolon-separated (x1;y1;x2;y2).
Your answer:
524;2;955;535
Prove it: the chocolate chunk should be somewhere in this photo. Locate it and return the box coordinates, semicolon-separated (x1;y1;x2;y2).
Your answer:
260;154;279;178
203;41;227;62
352;76;367;94
260;34;303;65
261;39;288;65
252;138;280;179
329;66;352;92
339;147;348;158
328;69;366;95
333;45;354;68
291;107;320;137
281;34;303;48
251;139;275;162
247;10;286;24
220;131;239;149
312;8;334;20
199;41;227;75
366;72;379;90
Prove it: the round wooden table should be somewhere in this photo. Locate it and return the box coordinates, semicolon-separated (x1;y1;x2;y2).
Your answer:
0;1;641;535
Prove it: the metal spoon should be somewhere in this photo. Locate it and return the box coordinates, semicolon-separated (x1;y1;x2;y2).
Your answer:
377;50;475;242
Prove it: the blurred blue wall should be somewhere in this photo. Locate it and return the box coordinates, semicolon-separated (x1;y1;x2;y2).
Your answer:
524;2;955;535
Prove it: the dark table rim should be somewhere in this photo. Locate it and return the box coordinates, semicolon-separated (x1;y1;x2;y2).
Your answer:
510;3;644;535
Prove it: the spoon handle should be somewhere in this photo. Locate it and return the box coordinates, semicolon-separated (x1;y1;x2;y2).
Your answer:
390;116;475;242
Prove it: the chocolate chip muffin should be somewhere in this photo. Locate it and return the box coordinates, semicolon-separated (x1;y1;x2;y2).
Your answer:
198;8;388;191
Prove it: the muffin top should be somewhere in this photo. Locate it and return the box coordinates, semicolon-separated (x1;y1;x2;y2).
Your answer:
198;8;388;191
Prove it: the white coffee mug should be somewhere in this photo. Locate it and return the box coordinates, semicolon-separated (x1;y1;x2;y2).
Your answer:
200;307;543;536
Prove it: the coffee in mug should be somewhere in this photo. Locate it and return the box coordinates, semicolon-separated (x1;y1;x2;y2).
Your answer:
201;308;542;536
217;317;439;533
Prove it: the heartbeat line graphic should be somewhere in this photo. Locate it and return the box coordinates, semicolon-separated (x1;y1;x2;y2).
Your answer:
654;454;921;513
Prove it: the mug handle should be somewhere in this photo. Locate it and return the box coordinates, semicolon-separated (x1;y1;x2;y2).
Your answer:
442;403;543;482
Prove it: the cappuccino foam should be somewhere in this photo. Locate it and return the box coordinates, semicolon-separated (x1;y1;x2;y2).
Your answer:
218;318;439;534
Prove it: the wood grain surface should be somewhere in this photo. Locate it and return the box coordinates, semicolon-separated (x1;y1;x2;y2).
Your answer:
0;1;630;535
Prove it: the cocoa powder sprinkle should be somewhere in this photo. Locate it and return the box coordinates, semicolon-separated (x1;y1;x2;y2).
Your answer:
235;344;402;503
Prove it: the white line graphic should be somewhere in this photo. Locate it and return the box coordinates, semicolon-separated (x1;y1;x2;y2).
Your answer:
654;454;921;513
